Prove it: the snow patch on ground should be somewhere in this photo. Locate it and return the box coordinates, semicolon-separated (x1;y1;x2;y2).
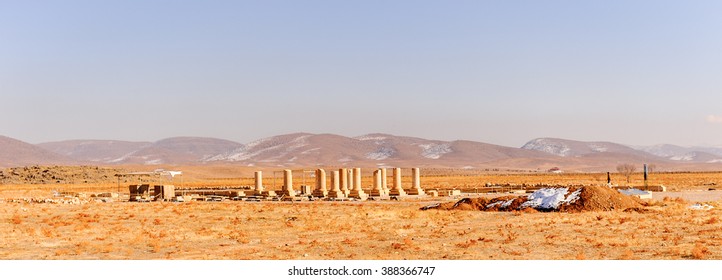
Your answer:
418;143;452;159
566;188;582;203
500;198;515;208
707;159;722;163
618;189;651;196
366;147;395;160
486;201;505;209
689;203;714;210
484;188;583;211
520;188;581;210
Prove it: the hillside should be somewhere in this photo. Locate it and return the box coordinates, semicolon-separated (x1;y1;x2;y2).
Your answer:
0;136;76;167
38;140;151;163
3;134;722;171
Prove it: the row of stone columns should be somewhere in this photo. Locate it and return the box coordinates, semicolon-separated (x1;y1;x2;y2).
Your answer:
253;168;423;199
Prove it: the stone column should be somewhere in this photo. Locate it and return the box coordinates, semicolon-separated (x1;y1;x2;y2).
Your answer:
369;169;384;196
389;167;406;196
412;168;420;189
254;171;264;196
327;170;345;199
355;168;362;190
339;168;350;195
347;168;354;192
281;169;296;197
312;169;328;198
406;167;425;195
381;168;389;195
348;167;367;200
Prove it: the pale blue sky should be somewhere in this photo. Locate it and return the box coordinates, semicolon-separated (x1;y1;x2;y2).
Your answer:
1;1;721;147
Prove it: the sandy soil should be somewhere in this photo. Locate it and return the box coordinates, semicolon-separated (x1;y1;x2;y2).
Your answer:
2;167;722;260
1;197;720;260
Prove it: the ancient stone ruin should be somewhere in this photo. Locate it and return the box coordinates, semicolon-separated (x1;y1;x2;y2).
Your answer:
348;168;368;200
389;168;407;196
280;169;296;197
311;169;328;198
326;170;345;199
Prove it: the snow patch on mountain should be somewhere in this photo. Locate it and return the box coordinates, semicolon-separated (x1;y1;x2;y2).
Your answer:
355;135;388;145
419;143;451;159
300;148;321;154
366;147;395;160
588;144;608;152
670;153;695;161
635;144;678;158
204;134;311;162
145;159;163;165
521;139;571;157
203;146;249;161
635;144;722;160
109;151;138;163
286;135;311;151
355;135;388;141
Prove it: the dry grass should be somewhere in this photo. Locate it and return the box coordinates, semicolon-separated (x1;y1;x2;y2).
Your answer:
2;168;722;259
0;196;720;260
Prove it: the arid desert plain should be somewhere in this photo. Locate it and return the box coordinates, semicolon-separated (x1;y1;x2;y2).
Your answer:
2;165;722;260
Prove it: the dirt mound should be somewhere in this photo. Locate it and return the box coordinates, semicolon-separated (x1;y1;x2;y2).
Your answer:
559;186;643;212
422;186;644;212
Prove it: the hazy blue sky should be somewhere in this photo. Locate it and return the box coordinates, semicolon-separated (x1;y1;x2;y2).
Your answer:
1;1;721;147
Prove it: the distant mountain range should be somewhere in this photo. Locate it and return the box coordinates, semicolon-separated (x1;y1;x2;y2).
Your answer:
0;133;721;171
632;144;722;163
